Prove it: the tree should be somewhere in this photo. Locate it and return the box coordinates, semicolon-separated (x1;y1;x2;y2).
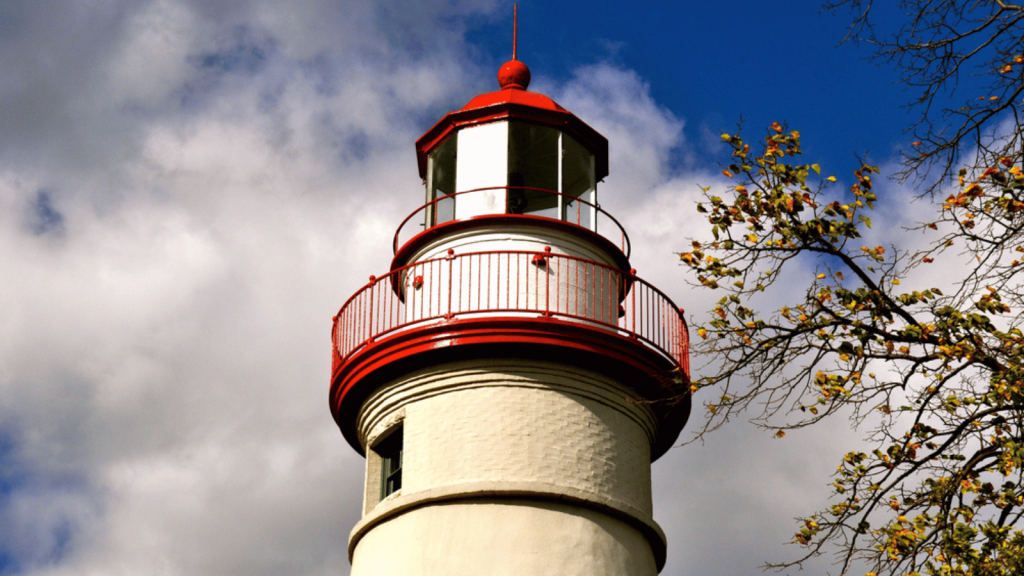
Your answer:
678;3;1024;574
825;0;1024;192
679;121;1024;575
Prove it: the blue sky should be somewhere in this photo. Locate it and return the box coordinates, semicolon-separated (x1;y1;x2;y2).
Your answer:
0;1;976;575
472;1;917;175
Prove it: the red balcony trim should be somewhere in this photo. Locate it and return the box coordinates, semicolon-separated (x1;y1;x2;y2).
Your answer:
329;316;691;461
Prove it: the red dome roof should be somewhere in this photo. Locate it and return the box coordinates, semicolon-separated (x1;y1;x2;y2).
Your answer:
459;84;567;114
415;60;608;182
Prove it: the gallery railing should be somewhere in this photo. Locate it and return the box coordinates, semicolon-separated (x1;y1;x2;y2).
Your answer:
332;249;688;379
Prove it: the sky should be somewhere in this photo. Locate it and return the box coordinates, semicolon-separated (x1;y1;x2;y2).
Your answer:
0;1;968;575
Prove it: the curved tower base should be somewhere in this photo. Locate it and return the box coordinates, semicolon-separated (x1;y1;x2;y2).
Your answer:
351;499;658;576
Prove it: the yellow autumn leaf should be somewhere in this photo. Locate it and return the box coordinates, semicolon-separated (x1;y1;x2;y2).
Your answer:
746;234;757;243
892;278;900;285
827;175;836;182
697;327;708;339
775;430;786;439
816;273;826;279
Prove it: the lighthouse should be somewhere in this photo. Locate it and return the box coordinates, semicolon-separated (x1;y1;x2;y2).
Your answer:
328;42;691;575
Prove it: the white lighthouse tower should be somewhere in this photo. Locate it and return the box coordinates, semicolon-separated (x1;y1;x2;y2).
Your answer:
329;38;691;575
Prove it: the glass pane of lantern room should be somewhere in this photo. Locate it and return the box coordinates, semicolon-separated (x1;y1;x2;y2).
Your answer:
507;123;559;217
561;134;596;229
427;134;457;226
455;122;508;219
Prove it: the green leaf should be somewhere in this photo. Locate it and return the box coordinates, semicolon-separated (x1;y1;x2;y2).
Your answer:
859;215;872;229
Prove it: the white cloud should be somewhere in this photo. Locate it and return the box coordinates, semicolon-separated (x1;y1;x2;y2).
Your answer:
105;0;201;106
0;2;921;576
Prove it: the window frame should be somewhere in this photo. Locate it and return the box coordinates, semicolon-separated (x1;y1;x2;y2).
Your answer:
375;426;403;501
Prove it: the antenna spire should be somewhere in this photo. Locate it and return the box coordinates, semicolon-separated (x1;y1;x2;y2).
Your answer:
497;3;530;90
512;3;518;61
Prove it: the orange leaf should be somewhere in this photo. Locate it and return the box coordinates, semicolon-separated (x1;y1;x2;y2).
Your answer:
722;170;733;178
912;141;922;147
775;430;786;439
770;122;783;134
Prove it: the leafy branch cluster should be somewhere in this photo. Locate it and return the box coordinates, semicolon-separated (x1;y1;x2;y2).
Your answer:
827;0;1024;192
679;124;1024;575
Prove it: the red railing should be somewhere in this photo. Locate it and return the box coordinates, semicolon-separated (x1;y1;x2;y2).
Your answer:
393;187;631;258
332;249;688;378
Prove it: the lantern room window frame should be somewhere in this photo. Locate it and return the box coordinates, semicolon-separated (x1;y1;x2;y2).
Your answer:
424;120;597;231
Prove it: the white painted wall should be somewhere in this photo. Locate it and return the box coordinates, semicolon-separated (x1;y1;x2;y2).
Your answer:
455;122;508;219
351;500;658;576
350;359;664;575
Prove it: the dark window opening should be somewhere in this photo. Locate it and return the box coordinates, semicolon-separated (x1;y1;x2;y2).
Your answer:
427;135;457;225
377;427;403;500
508;123;559;216
561;134;596;224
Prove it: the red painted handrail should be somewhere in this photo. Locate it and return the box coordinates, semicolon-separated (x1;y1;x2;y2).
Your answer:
331;249;688;380
392;186;631;258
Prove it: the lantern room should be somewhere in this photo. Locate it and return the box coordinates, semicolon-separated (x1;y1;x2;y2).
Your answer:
415;59;609;231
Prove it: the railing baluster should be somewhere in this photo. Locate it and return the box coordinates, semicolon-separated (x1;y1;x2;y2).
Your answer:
630;269;636;338
331;250;688;381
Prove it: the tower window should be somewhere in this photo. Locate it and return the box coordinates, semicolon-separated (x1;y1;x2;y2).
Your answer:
426;135;457;225
377;427;403;499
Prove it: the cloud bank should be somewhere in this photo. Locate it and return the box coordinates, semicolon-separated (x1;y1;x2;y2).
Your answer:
0;1;929;575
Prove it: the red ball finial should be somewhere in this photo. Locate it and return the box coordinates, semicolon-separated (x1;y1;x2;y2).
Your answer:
498;59;531;90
